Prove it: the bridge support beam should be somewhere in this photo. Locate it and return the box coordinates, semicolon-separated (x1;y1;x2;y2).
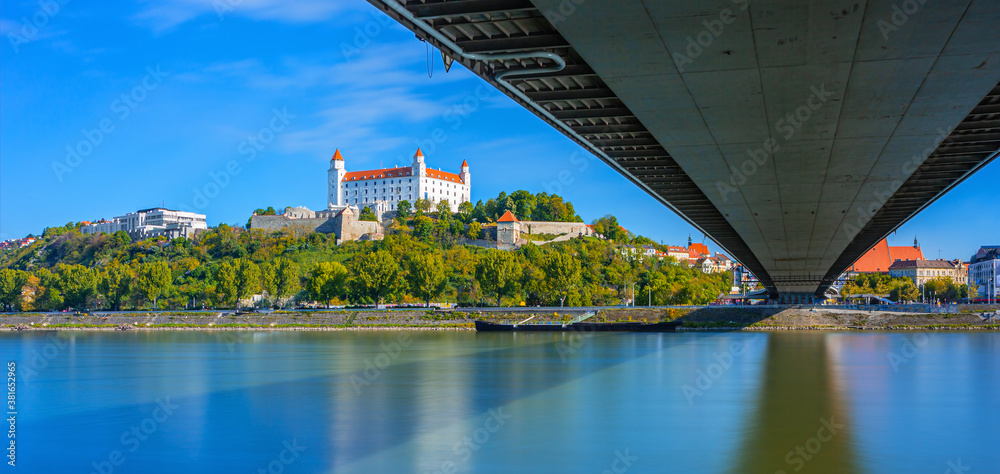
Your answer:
777;293;822;305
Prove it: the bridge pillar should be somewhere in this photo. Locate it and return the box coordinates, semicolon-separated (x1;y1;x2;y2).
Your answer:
777;293;821;305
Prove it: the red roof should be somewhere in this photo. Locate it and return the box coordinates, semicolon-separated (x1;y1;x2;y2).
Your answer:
689;242;709;255
343;166;413;181
415;148;424;157
497;210;519;223
426;169;463;182
332;149;343;161
889;244;923;262
461;159;468;167
849;238;925;272
342;166;464;183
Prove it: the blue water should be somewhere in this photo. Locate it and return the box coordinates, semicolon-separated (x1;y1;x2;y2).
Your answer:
2;330;998;473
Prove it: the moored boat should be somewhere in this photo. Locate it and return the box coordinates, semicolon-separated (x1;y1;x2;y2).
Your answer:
474;320;681;332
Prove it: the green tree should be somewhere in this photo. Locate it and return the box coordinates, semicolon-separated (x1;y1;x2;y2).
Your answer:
232;258;261;309
98;262;133;311
436;200;452;218
261;261;277;301
510;190;536;221
215;261;238;307
111;230;131;248
465;221;482;240
0;269;28;311
458;201;474;221
407;252;450;307
475;250;523;307
414;198;432;212
592;215;627;241
889;281;920;303
58;264;99;310
358;206;378;221
396;200;412;218
542;252;582;307
307;261;348;308
350;250;400;306
273;257;299;305
413;215;434;243
136;261;171;309
923;277;950;303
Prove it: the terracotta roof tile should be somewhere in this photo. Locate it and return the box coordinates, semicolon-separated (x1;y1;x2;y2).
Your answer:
343;166;413;181
497;210;518;222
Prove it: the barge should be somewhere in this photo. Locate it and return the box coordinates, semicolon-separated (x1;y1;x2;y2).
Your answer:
474;320;681;332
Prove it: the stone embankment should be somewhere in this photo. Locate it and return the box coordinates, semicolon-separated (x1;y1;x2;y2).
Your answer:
2;306;998;331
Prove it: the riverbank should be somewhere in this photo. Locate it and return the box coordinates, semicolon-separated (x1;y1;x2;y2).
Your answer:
2;306;998;331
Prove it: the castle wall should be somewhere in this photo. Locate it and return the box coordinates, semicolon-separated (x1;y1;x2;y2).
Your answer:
334;212;381;241
250;215;339;234
518;221;591;237
250;212;380;242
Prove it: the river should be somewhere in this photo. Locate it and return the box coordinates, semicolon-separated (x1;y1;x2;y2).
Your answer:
2;330;997;473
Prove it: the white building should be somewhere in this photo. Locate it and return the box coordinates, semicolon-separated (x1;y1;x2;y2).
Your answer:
969;246;1000;300
328;148;470;219
82;208;207;240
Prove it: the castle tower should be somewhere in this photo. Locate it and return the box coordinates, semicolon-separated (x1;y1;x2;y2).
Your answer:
411;148;426;201
328;149;346;209
459;159;471;203
411;148;426;175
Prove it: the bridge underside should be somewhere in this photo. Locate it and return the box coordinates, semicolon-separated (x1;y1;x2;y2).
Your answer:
370;0;1000;300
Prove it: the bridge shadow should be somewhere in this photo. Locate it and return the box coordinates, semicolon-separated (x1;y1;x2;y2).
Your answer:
673;306;784;327
732;332;859;473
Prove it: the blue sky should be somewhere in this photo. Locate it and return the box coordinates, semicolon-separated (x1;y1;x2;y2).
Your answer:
1;0;996;261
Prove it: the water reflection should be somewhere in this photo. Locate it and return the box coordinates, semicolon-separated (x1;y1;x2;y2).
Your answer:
735;332;858;473
5;330;998;473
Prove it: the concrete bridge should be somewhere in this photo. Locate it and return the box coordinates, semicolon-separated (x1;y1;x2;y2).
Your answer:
367;0;1000;302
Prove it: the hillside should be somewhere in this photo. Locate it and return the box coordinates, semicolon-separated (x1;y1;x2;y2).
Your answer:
0;191;731;312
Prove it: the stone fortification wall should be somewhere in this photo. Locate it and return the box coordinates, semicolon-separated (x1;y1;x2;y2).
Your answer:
337;215;380;241
250;215;338;234
519;221;591;237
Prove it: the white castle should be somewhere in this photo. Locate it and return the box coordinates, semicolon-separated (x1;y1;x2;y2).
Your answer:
328;148;471;217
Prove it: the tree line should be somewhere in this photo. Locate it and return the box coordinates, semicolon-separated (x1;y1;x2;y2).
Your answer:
0;214;729;312
840;273;975;303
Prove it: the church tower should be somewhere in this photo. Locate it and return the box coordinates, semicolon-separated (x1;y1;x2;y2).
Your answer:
328;149;345;209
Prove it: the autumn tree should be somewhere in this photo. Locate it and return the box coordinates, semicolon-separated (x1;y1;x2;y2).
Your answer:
465;221;482;240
